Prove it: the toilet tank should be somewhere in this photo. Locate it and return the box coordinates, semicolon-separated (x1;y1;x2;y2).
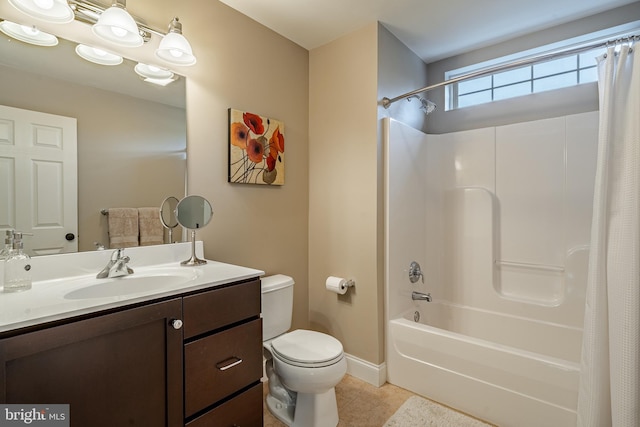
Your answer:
261;274;294;341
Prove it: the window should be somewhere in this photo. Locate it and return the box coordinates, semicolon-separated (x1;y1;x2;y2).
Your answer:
447;47;604;110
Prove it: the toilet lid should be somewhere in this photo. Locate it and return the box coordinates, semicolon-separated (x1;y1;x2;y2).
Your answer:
271;329;344;366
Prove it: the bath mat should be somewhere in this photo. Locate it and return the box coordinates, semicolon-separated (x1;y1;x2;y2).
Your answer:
383;396;492;427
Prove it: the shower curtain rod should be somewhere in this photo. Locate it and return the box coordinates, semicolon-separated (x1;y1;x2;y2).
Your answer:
381;33;640;109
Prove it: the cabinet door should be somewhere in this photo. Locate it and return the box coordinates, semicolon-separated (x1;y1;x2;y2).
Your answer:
0;298;183;427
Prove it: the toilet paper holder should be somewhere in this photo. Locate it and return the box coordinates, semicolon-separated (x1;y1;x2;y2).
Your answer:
343;279;355;289
325;276;356;295
338;279;355;295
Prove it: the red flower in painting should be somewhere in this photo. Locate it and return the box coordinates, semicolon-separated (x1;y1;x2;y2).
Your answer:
268;144;278;161
266;154;276;171
246;138;264;163
243;112;264;135
270;126;285;156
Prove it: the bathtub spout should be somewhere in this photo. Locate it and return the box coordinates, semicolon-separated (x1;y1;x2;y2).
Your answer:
412;291;432;302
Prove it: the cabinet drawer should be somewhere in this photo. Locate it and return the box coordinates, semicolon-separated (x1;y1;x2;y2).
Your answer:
185;382;263;427
185;318;263;417
183;279;260;339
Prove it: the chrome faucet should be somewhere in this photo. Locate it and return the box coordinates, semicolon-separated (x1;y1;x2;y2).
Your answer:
412;291;432;302
409;261;424;283
97;248;134;279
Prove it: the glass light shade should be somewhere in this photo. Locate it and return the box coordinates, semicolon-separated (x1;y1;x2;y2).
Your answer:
155;32;196;66
0;21;58;46
134;63;174;80
141;77;176;86
92;5;143;47
8;0;74;24
75;44;123;66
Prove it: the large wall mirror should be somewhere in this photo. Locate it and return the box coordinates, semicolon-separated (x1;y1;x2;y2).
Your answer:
0;6;186;255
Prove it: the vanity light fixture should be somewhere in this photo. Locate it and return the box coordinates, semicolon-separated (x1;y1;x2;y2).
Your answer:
75;43;123;65
91;0;143;47
141;77;176;86
134;62;174;79
8;0;74;24
0;20;58;46
155;17;196;66
134;62;177;85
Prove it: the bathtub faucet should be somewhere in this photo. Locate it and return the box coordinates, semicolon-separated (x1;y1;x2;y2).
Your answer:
412;291;432;302
408;261;424;283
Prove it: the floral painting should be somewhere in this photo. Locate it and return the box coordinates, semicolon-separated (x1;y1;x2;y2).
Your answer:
228;108;285;185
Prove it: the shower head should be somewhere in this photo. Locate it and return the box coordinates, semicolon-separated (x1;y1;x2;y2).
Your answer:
407;95;437;115
419;98;437;115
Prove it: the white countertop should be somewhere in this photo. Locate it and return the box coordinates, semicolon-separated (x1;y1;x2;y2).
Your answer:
0;242;264;334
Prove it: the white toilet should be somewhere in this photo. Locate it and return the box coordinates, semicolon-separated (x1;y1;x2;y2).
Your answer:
261;274;347;427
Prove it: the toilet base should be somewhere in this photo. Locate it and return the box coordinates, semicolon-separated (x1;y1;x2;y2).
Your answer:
266;387;339;427
266;393;295;426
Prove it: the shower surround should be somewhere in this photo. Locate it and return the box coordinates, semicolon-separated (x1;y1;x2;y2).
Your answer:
384;112;598;427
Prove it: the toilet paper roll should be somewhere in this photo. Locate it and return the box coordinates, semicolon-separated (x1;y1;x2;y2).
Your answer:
326;276;348;295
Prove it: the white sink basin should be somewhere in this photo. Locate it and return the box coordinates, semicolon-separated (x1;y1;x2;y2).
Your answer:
64;268;201;300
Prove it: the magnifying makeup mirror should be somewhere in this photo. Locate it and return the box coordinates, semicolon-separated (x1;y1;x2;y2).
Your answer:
175;195;213;266
159;196;179;243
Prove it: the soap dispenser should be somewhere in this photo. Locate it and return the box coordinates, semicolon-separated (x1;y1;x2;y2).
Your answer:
0;230;14;290
3;231;32;292
0;230;14;260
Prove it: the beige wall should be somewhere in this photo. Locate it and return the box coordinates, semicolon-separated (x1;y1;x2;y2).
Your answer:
377;24;430;133
306;22;430;367
176;1;310;330
308;23;383;364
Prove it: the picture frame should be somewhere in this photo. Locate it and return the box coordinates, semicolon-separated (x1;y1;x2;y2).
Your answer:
228;108;285;185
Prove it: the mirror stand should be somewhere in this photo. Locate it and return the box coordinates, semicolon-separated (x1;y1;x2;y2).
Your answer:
181;230;207;266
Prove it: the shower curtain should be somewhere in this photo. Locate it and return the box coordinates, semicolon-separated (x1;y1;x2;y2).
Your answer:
577;44;639;427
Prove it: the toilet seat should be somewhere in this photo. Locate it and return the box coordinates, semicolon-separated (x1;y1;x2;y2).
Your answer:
271;329;344;368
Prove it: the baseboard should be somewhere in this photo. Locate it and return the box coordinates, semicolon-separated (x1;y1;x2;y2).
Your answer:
345;353;387;387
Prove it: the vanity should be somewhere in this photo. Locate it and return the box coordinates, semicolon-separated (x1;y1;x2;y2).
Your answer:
0;242;264;427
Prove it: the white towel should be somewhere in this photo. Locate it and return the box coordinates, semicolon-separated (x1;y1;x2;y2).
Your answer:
108;208;139;248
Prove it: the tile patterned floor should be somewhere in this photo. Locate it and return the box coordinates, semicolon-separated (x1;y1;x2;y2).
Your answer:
263;374;416;427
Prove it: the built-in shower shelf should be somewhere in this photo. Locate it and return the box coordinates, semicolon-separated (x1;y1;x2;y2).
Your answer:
494;259;566;306
495;260;565;272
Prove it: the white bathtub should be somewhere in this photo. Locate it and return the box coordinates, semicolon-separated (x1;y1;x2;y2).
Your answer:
383;117;594;427
386;303;581;427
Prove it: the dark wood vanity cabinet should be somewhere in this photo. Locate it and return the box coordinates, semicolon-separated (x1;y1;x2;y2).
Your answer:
0;298;184;427
0;277;264;427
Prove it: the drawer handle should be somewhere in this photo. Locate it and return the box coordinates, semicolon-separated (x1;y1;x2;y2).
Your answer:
216;356;243;371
